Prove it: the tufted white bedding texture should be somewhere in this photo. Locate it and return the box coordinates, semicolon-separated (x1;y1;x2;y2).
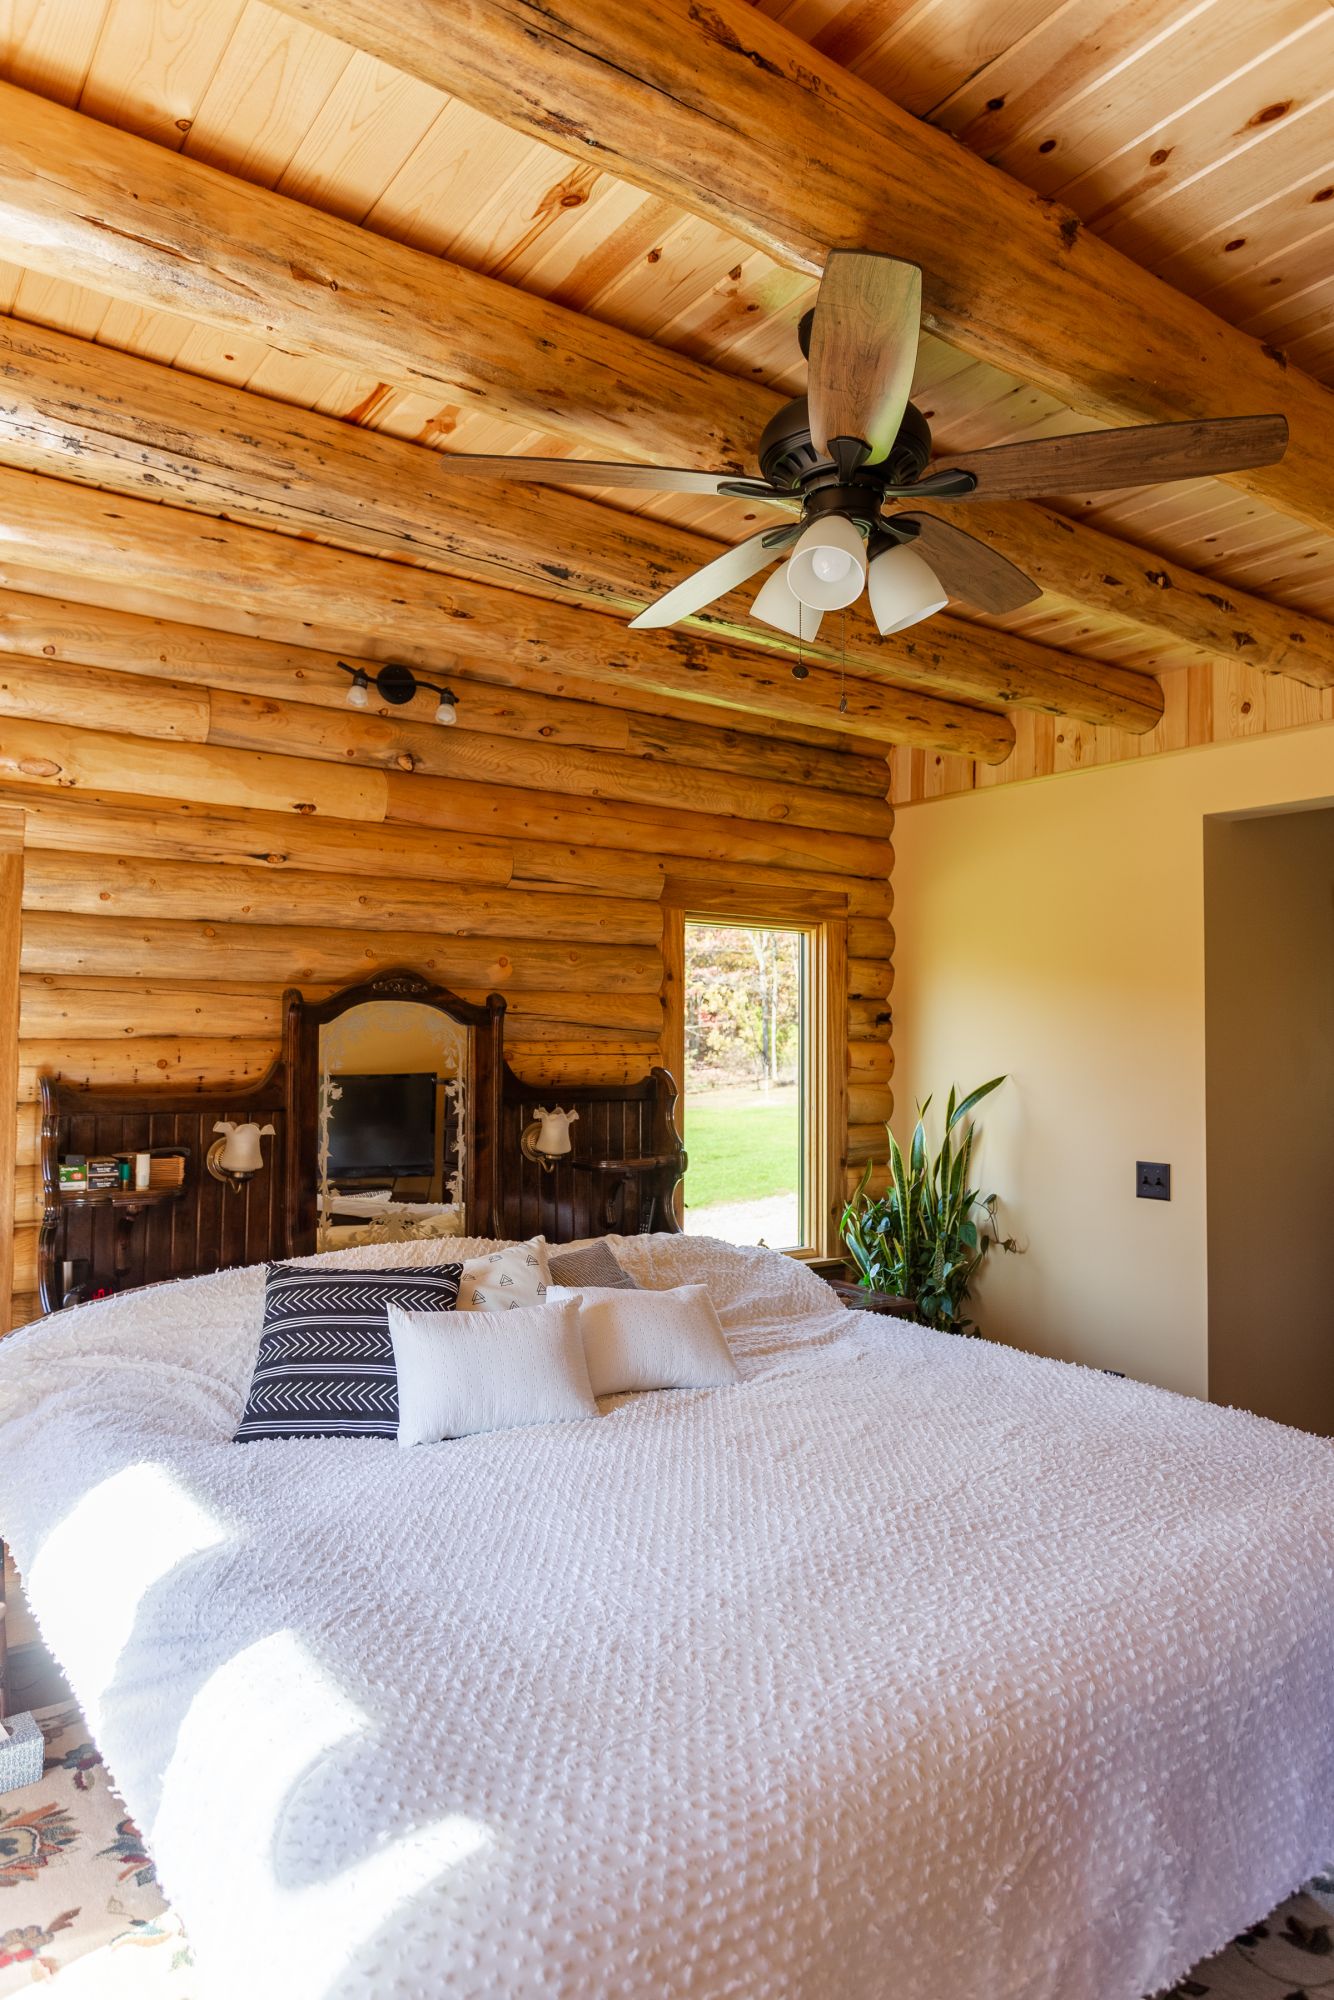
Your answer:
1;1232;1332;2000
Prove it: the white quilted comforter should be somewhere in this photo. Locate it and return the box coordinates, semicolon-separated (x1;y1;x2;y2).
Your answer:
1;1234;1333;2000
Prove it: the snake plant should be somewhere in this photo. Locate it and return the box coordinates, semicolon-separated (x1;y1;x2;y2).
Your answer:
840;1077;1017;1333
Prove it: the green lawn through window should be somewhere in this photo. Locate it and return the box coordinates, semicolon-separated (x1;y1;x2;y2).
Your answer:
682;1086;800;1209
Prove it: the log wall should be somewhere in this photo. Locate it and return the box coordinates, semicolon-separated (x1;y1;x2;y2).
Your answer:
4;585;895;1330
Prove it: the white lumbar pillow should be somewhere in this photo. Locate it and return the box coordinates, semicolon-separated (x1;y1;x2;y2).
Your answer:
457;1236;550;1312
388;1299;596;1446
547;1282;739;1398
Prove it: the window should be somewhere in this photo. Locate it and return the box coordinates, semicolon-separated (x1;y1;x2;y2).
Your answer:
680;918;833;1255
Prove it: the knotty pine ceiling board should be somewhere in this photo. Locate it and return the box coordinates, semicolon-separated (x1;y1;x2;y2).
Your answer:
0;0;1330;634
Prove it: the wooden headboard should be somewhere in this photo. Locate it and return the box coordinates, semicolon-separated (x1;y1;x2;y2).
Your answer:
35;970;685;1311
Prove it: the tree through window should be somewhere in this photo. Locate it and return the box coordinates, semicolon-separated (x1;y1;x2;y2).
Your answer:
682;922;806;1250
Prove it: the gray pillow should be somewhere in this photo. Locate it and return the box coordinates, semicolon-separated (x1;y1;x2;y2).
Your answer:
547;1240;638;1290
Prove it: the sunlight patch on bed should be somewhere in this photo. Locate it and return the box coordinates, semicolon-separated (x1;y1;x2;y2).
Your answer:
26;1462;227;1730
155;1629;491;1995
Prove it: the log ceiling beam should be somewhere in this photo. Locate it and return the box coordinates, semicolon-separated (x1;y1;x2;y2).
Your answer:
0;102;1317;697
266;0;1334;536
0;466;1016;762
0;79;765;474
0;319;1162;734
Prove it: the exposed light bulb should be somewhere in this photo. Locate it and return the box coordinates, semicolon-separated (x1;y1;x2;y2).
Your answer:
434;695;457;726
787;514;867;611
345;671;371;710
811;546;852;584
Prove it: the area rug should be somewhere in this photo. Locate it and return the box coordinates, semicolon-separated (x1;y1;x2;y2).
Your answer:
0;1704;193;1994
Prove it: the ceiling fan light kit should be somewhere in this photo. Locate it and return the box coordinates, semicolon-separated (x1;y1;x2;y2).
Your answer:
867;542;949;636
787;513;868;610
426;248;1288;659
751;566;824;641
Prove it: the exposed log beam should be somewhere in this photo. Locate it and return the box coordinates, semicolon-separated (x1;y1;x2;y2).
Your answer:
915;505;1334;689
0;318;1162;733
0;79;765;474
271;0;1334;535
0;590;889;798
0;466;1015;760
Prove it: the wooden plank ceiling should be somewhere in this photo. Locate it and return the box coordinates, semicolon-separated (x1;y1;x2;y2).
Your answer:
0;0;1331;745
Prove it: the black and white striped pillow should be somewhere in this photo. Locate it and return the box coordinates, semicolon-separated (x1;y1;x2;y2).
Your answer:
234;1263;463;1441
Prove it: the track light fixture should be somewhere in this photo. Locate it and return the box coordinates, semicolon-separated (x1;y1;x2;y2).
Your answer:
336;661;460;727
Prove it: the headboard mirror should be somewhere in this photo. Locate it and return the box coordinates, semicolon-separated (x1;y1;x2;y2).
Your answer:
284;973;505;1254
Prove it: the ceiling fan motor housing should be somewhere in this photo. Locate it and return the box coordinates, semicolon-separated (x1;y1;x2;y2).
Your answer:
758;395;933;495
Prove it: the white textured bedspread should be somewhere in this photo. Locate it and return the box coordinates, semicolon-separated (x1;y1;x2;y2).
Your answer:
2;1235;1333;2000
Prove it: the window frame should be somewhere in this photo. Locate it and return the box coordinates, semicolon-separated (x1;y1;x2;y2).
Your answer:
662;895;847;1260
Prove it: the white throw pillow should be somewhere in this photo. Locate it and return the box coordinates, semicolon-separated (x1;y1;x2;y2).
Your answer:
457;1236;550;1311
547;1283;739;1398
388;1299;596;1446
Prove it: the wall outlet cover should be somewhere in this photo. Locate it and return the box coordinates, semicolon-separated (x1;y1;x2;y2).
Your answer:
1136;1161;1171;1201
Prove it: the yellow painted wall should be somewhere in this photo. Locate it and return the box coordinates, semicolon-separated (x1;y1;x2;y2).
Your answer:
890;721;1334;1400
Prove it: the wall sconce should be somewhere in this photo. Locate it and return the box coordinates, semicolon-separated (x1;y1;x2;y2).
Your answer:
338;660;458;727
520;1106;579;1172
208;1120;276;1192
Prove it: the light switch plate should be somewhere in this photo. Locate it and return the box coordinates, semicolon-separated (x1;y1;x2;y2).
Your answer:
1136;1161;1171;1201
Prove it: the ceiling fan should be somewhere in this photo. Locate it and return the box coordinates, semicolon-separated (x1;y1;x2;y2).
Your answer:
428;251;1289;643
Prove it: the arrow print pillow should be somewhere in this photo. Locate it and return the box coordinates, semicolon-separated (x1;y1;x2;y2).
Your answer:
234;1263;464;1441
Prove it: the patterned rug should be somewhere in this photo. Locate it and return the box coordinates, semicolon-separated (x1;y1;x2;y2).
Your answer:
0;1705;192;1993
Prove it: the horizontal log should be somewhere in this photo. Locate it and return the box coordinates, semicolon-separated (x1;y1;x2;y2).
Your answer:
507;1052;658;1088
918;505;1334;693
847;1042;894;1081
0;573;888;800
0;316;1155;734
846;1124;891;1168
4;785;673;899
21;851;664;946
13;1230;34;1298
19;1038;276;1102
661;875;847;922
15;1103;38;1168
0;469;1015;759
847;919;896;962
20;912;661;993
0;578;876;762
0;653;892;838
848;1083;894;1126
20;977;284;1041
849;999;893;1037
18;973;664;1041
0;718;892;877
379;769;892;881
319;0;1331;534
847;960;893;1002
7;1289;41;1331
0;84;765;474
13;1167;37;1229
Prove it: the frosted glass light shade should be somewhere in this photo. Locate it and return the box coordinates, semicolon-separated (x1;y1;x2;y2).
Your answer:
345;676;370;709
532;1107;578;1157
213;1120;276;1173
867;544;948;635
786;515;867;611
434;698;457;726
750;565;824;642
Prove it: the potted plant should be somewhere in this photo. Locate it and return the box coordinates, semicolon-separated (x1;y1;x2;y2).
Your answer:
840;1077;1017;1334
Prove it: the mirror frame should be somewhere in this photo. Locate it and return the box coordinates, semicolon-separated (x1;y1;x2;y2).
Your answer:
282;971;506;1254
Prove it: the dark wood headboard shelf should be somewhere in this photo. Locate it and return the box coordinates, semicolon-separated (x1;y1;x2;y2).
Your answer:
35;971;686;1314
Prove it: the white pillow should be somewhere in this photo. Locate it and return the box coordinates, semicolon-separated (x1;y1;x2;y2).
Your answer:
548;1283;739;1398
388;1299;596;1446
457;1236;550;1311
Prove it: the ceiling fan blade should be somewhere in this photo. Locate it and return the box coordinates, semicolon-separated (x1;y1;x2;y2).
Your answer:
807;252;921;471
893;516;1042;614
628;527;790;629
929;414;1289;502
434;452;791;501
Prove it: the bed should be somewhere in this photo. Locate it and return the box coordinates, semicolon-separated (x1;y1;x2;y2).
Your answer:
1;1232;1332;2000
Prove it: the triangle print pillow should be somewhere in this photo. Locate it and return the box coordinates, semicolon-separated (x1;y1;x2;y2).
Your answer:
235;1263;463;1441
